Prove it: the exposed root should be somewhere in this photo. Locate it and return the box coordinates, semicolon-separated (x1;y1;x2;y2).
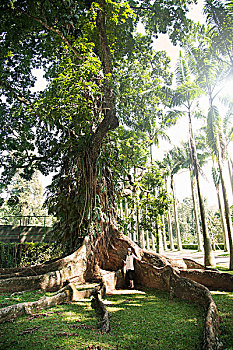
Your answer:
91;283;110;333
0;283;74;323
179;269;233;292
0;283;99;323
0;225;231;349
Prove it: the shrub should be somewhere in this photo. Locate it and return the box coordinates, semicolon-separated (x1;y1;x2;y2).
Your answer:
0;242;63;268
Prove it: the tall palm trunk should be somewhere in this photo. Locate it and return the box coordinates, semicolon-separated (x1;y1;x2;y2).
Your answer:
228;158;233;195
190;168;203;251
165;177;174;250
171;175;182;250
156;221;164;254
161;215;168;250
212;162;229;252
167;206;174;250
216;183;229;252
217;135;233;269
188;111;215;267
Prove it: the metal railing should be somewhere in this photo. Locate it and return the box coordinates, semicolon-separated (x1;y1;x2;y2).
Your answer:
0;215;55;227
0;216;56;243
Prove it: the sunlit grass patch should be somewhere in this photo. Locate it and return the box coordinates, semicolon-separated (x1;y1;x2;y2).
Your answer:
0;290;53;308
0;288;216;350
101;289;205;350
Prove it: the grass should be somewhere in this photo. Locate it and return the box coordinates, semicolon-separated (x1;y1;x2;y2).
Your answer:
0;288;205;350
0;287;232;350
216;266;233;275
0;290;53;308
211;291;233;350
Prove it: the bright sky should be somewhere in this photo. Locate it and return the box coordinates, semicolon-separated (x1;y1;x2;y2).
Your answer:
150;0;232;209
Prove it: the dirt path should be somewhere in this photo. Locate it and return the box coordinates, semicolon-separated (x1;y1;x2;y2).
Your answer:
162;249;230;268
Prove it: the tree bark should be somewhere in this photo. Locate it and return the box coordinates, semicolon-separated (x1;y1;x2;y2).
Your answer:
217;136;233;270
171;175;182;251
1;225;233;349
156;221;164;254
188;111;215;267
91;0;119;159
196;168;216;267
166;178;174;250
216;184;229;252
161;215;168;250
228;158;233;196
0;283;95;323
190;168;203;251
167;207;174;250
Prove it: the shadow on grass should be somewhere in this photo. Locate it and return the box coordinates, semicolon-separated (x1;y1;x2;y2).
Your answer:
0;288;206;350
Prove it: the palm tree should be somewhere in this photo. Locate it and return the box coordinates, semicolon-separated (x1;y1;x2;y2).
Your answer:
189;117;216;267
204;0;233;67
212;164;229;251
168;52;216;267
222;101;233;195
170;142;204;252
185;25;233;269
159;155;182;251
228;158;233;196
167;204;175;250
161;215;168;250
170;173;182;251
164;175;174;251
204;0;233;195
189;166;203;252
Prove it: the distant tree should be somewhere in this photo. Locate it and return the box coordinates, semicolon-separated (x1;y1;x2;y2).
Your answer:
0;171;48;225
212;164;229;251
185;23;233;268
168;50;216;266
117;163;169;252
158;147;190;251
178;197;197;244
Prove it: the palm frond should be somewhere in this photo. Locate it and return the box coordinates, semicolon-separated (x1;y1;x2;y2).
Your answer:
175;51;191;85
211;165;220;186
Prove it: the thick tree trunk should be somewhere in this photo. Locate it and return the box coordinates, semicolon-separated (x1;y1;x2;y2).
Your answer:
91;0;118;158
1;225;232;349
1;224;232;294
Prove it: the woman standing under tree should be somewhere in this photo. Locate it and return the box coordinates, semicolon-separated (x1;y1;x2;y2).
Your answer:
124;248;136;289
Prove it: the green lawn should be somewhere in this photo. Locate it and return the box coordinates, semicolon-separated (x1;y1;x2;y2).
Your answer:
0;288;204;350
211;291;233;350
0;287;232;350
